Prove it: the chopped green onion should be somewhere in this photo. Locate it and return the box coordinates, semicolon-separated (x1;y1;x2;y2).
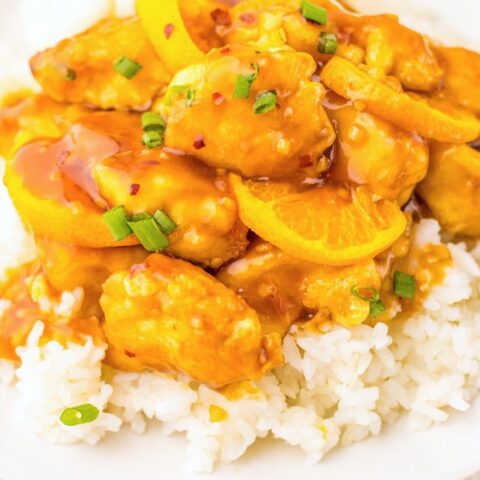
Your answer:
142;130;164;149
154;210;177;235
64;68;76;81
127;213;169;252
113;56;142;79
60;404;99;426
186;89;196;107
141;112;166;132
233;63;259;99
253;90;277;114
318;32;338;54
300;0;328;24
351;286;386;318
102;206;132;241
393;271;416;300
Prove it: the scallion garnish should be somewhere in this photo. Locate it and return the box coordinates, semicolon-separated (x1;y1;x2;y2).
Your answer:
113;56;143;79
318;32;338;54
351;286;386;318
64;68;76;81
60;404;99;426
253;90;277;114
141;112;166;132
102;206;132;241
127;213;169;252
154;209;177;235
142;130;164;149
300;0;328;24
233;63;259;99
186;89;196;107
393;271;416;300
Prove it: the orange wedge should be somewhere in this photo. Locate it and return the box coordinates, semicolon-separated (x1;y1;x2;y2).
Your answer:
321;56;480;143
4;160;138;249
136;0;204;73
230;174;407;266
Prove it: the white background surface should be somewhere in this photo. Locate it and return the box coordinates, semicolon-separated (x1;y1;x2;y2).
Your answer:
1;1;480;479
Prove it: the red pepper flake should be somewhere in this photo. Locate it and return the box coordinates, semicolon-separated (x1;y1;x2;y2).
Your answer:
164;23;175;39
212;92;225;105
124;350;137;358
140;159;160;166
129;183;140;196
220;46;231;55
210;8;231;26
129;263;147;278
299;153;313;168
193;134;206;150
240;12;256;24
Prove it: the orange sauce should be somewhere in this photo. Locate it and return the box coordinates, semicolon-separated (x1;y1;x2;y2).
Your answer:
12;111;142;211
0;263;104;361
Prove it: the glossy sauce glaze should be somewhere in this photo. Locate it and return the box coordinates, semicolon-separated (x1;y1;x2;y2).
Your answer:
0;0;475;385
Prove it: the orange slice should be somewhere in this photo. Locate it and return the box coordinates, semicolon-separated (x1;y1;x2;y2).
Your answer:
4;160;138;249
230;174;407;266
321;56;480;143
137;0;204;73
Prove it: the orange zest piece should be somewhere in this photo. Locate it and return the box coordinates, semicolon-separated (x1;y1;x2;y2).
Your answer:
321;56;480;144
136;0;204;73
230;174;407;266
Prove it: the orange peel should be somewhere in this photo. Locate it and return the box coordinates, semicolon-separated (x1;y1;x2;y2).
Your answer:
321;56;480;143
4;161;138;248
230;174;407;266
136;0;204;73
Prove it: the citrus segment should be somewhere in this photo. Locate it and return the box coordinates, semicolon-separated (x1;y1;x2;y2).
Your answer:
136;0;204;73
4;159;138;249
320;56;480;143
230;174;407;266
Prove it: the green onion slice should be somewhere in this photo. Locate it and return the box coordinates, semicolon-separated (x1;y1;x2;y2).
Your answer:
141;112;166;132
253;90;277;114
113;56;143;79
127;213;169;252
154;210;177;235
393;271;416;300
103;206;133;241
233;63;259;99
318;32;338;55
186;89;196;107
64;68;76;81
351;286;386;318
142;130;164;149
60;404;99;426
300;0;328;24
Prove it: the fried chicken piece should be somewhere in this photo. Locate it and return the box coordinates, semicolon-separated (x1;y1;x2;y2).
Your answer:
218;240;382;329
326;100;429;205
30;17;170;110
162;44;335;178
226;0;443;91
100;253;283;386
434;47;480;114
417;143;480;237
94;147;249;269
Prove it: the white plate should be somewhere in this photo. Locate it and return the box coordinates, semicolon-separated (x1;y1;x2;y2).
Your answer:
1;384;480;480
1;1;480;479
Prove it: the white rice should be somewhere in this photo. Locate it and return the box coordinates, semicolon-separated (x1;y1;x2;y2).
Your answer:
3;217;480;472
2;0;480;473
